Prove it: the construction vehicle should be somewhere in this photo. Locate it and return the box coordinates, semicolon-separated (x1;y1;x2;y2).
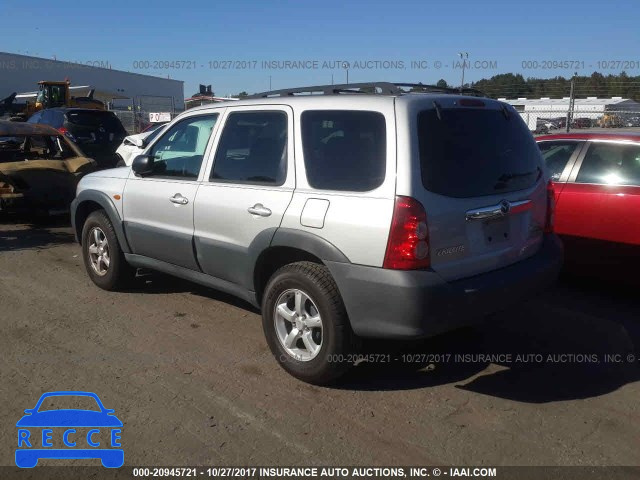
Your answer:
598;112;623;128
0;80;104;121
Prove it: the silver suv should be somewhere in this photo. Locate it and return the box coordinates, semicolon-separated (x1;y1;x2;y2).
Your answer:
71;82;563;384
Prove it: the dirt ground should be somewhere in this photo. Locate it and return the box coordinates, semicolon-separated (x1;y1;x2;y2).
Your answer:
1;216;639;471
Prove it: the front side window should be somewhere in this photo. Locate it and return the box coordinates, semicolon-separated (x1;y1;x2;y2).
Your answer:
538;141;582;181
148;114;218;179
301;110;386;191
576;142;640;186
211;111;287;185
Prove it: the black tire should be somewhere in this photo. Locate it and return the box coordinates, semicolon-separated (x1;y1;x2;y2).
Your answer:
262;261;357;384
81;209;135;291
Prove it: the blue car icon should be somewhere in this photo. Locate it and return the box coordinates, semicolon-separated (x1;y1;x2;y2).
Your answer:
16;391;123;468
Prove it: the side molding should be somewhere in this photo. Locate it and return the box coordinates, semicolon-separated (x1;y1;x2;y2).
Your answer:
125;254;259;308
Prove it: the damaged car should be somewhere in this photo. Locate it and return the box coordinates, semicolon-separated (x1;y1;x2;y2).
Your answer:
0;121;96;214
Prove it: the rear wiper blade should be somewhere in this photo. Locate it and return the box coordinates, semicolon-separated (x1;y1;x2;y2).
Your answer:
501;104;510;119
494;167;541;189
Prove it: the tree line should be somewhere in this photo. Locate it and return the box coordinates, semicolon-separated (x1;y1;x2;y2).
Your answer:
455;72;640;100
225;72;640;100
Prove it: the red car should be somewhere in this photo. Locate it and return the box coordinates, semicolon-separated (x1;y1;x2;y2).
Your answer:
537;133;640;272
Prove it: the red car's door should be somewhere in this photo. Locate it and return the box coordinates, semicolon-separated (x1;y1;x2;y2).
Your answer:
554;183;609;239
567;140;640;245
537;140;593;237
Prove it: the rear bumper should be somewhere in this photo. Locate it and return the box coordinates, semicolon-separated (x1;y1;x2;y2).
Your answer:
326;234;563;339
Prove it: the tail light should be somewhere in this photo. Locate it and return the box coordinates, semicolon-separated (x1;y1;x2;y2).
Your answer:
545;181;555;233
58;127;76;142
383;196;430;270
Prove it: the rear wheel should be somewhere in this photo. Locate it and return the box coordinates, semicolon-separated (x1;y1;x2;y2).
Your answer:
262;261;357;384
81;210;135;290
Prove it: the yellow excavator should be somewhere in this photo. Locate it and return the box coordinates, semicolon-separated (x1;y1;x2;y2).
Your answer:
1;80;105;121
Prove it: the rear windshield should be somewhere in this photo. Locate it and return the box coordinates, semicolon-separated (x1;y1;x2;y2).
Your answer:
66;111;126;134
418;108;542;198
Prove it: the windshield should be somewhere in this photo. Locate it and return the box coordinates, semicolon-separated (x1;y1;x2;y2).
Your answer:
418;108;542;198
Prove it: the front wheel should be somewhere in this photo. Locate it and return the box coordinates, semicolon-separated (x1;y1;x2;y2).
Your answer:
262;261;357;384
81;210;135;291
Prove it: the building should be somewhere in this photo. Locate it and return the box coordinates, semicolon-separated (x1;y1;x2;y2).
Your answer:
0;51;184;112
499;97;640;130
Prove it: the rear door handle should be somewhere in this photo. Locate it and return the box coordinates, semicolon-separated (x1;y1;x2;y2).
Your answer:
169;193;189;205
247;203;272;217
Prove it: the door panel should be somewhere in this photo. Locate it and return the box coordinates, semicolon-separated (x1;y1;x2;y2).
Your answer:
123;179;200;269
194;184;293;287
553;183;608;240
122;113;220;269
601;185;640;245
194;107;294;290
560;141;640;244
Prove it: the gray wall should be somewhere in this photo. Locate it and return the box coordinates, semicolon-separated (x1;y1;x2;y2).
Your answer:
0;52;184;108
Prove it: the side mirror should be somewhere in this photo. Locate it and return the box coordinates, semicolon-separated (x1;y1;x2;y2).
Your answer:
131;154;154;177
132;137;146;149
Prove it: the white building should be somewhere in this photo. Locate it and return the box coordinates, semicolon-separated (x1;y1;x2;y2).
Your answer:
0;51;184;111
498;97;640;130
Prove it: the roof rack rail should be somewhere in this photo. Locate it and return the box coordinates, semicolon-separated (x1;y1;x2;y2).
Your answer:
246;82;486;98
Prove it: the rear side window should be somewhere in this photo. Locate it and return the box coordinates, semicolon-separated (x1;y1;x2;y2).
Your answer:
576;143;640;186
418;108;542;198
538;141;582;181
66;111;126;135
211;111;287;185
301;110;386;191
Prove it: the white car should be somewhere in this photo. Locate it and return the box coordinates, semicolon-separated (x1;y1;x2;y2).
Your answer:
115;123;167;166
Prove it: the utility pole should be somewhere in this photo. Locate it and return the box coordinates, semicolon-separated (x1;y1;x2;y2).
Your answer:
458;52;469;93
566;71;577;133
342;62;349;84
269;75;272;90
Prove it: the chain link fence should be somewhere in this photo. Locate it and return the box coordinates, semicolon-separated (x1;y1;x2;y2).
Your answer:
108;95;183;134
514;109;640;135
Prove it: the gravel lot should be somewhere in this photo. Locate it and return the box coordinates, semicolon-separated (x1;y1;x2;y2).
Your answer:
1;216;639;469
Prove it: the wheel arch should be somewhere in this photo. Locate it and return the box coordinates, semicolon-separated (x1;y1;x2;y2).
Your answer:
253;228;350;304
71;190;131;253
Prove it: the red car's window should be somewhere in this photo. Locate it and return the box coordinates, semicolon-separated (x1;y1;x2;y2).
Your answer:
576;143;640;186
538;141;582;181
